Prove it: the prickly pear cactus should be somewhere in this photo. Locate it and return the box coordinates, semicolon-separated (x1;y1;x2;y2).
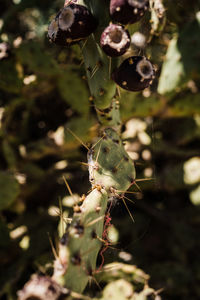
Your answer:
53;188;108;293
18;1;157;299
88;128;135;191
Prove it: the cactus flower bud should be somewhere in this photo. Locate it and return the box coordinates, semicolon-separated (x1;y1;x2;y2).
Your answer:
100;24;130;57
112;56;155;91
110;0;149;25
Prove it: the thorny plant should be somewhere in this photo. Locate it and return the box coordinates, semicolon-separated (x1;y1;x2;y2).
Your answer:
17;1;164;299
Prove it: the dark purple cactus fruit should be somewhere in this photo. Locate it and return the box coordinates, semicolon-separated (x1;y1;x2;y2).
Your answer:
110;0;149;25
112;56;155;91
100;24;130;57
48;4;97;46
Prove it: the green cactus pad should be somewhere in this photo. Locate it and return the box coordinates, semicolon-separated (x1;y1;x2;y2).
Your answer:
53;188;108;293
88;128;136;192
82;36;117;110
157;37;185;95
96;98;121;131
80;0;118;110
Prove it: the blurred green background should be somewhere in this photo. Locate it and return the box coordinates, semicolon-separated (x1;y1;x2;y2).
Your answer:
0;0;200;299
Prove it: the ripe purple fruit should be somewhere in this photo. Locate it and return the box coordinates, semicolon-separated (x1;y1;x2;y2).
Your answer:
110;0;149;25
112;56;155;91
48;4;97;46
100;24;130;57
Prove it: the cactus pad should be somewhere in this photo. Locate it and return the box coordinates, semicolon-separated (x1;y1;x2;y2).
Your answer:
88;128;136;192
53;188;108;293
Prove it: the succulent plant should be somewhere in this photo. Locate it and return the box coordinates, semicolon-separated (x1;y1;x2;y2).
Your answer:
18;1;156;299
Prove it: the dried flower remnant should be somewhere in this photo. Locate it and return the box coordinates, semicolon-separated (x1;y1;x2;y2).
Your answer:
100;24;130;57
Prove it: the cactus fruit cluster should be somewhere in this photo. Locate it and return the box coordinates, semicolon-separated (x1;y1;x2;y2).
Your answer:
48;0;155;94
18;0;156;299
